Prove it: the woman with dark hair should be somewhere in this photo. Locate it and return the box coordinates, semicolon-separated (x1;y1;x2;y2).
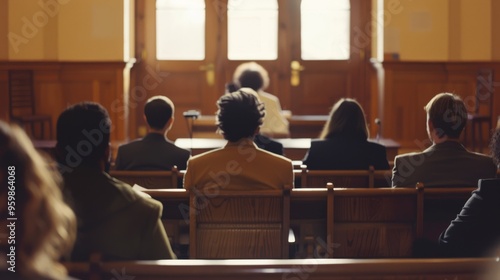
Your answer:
302;98;390;170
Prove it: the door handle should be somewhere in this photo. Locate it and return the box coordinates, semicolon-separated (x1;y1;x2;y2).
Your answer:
199;63;215;86
290;60;305;87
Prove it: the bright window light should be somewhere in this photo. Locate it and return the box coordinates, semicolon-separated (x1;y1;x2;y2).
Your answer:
156;0;205;60
301;0;350;60
227;0;278;60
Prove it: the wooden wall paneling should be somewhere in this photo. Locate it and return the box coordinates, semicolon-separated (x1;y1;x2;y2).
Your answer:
0;61;132;141
0;71;9;121
381;61;500;150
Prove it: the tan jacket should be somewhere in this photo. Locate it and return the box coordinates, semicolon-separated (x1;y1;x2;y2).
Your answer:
63;168;176;260
184;138;294;190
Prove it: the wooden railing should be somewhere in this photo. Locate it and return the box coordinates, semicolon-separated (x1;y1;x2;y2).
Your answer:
64;258;497;280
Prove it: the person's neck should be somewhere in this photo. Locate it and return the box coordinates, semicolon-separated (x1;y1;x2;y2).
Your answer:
432;135;459;145
148;128;166;137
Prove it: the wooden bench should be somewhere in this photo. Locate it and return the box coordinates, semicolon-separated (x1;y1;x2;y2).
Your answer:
109;167;180;189
143;185;476;259
189;186;291;259
329;185;423;258
64;258;496;280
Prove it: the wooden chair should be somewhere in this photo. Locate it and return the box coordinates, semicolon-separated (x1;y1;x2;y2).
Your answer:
329;184;423;258
109;167;180;189
300;166;374;188
189;185;292;259
9;70;52;139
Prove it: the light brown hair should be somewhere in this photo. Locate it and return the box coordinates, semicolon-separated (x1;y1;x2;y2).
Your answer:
0;122;76;279
320;98;369;140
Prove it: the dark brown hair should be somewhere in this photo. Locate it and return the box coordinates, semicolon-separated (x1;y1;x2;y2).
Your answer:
320;98;369;140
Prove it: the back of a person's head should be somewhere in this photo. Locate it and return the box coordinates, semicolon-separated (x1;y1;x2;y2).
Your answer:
0;121;76;279
425;92;467;139
144;95;174;130
321;98;369;140
237;70;264;92
217;89;265;142
56;102;111;169
233;62;270;91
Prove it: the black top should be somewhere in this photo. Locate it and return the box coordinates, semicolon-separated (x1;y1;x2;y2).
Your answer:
254;134;283;155
302;136;390;170
115;133;191;171
439;178;500;257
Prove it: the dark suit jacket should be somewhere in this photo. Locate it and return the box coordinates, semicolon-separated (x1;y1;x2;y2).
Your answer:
302;137;390;170
63;167;176;261
392;141;496;187
438;178;500;257
115;133;190;171
254;134;283;155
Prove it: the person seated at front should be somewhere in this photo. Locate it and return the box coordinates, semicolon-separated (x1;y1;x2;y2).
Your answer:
392;92;496;187
115;95;190;171
233;61;290;138
183;89;294;190
56;102;176;261
438;128;500;257
302;98;390;170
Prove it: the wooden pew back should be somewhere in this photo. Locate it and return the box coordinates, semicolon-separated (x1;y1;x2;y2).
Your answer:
300;167;374;188
109;168;179;189
143;186;476;259
330;186;423;258
189;186;291;259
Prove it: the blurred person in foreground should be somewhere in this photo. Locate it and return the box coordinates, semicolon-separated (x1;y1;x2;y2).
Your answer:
0;121;76;279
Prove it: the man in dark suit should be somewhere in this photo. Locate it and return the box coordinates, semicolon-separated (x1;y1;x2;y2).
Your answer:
115;96;190;171
438;129;500;257
56;102;175;260
392;93;496;187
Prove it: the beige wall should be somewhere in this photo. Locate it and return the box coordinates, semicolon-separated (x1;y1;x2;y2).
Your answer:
58;0;123;61
384;0;498;61
384;0;449;60
458;0;491;60
4;0;132;61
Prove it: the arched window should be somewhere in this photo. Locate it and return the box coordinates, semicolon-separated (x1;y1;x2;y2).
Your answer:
301;0;350;60
156;0;205;60
227;0;278;60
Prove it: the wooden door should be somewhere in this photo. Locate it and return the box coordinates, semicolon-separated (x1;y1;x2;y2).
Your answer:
135;0;371;140
283;0;372;116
